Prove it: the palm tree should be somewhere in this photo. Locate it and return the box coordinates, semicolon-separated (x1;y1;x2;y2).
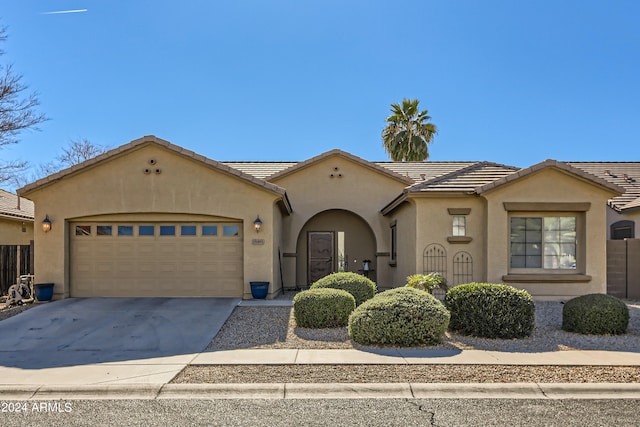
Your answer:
382;98;437;162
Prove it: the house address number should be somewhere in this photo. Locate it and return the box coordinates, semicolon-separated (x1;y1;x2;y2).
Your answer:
252;239;265;245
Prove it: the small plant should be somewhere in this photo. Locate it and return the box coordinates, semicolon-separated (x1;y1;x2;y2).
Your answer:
445;283;534;339
293;288;356;328
348;287;450;346
406;273;448;295
562;294;629;335
311;272;377;306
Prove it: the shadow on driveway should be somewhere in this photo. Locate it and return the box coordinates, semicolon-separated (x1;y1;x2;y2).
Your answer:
0;298;239;369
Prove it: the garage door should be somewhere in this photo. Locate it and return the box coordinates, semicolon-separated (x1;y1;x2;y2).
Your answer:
70;222;243;297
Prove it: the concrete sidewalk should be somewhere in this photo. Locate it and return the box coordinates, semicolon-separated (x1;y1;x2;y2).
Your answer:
0;348;639;400
192;348;640;366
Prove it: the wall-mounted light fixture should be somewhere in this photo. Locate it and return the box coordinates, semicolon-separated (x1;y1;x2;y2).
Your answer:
253;216;263;233
42;215;52;233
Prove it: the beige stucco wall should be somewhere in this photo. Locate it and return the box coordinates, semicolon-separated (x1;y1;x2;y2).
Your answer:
483;168;616;300
0;217;34;245
386;199;416;289
607;207;640;239
411;194;487;287
272;154;408;288
21;143;283;299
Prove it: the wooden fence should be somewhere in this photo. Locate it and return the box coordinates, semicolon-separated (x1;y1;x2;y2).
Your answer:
607;239;640;299
0;244;33;295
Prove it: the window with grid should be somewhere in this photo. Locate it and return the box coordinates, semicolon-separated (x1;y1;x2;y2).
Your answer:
510;216;576;270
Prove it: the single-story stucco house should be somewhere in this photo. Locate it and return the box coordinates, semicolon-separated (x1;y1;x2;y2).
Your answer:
0;189;34;292
0;189;34;246
17;136;627;301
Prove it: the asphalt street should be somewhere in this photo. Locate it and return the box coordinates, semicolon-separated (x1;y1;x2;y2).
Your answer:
1;399;639;426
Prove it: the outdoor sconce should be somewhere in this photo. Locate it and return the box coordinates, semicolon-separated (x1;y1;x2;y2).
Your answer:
253;216;263;233
42;215;52;233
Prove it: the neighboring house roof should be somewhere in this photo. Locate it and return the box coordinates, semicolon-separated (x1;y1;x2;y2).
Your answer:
475;160;624;195
0;189;34;221
18;136;290;210
568;162;640;212
264;149;415;185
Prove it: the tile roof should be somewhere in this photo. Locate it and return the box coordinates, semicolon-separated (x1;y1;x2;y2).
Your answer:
221;162;297;180
375;161;479;183
568;162;640;212
408;162;519;193
0;189;34;221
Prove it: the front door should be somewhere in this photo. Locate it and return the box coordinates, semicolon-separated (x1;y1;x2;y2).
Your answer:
308;232;334;284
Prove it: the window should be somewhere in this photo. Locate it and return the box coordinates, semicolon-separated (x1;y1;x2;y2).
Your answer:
159;225;176;236
223;225;239;236
139;225;154;236
97;225;112;236
390;221;397;265
611;220;635;240
118;225;134;236
202;225;218;236
510;216;576;270
181;225;197;236
75;225;91;236
452;216;466;237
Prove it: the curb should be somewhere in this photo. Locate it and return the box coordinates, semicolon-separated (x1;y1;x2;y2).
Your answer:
1;383;640;400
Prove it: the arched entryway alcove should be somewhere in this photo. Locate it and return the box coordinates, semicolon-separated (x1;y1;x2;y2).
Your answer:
296;209;376;286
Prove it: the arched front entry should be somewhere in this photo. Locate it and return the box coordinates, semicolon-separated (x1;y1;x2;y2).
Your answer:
296;209;376;286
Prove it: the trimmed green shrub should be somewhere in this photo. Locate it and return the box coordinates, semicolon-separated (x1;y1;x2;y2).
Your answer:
348;287;450;346
311;272;377;306
406;273;448;295
293;288;356;328
562;294;629;335
445;283;534;339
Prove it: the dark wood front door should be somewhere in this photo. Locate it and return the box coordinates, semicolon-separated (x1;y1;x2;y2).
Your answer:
308;232;334;284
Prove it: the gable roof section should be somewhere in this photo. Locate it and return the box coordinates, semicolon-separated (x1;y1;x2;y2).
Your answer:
408;162;519;193
567;162;640;212
18;136;290;211
475;159;625;195
265;149;414;185
0;189;34;221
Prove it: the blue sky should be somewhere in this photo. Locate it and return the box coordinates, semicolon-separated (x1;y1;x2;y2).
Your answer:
1;0;639;189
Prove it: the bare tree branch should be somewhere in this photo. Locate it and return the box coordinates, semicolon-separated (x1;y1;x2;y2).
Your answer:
0;27;47;148
57;138;109;167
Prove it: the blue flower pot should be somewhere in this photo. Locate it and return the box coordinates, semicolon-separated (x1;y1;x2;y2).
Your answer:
250;281;269;299
34;283;54;302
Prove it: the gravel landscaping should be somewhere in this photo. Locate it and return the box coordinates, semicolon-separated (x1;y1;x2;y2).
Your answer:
169;297;640;384
207;299;640;352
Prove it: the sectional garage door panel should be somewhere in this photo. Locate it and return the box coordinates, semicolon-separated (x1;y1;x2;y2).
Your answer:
70;222;243;297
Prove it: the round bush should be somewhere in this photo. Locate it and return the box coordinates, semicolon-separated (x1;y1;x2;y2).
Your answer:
562;294;629;335
348;287;450;346
293;288;356;328
311;272;377;306
445;283;535;339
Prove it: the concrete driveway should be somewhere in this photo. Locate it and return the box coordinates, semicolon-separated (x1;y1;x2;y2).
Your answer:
0;298;239;378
